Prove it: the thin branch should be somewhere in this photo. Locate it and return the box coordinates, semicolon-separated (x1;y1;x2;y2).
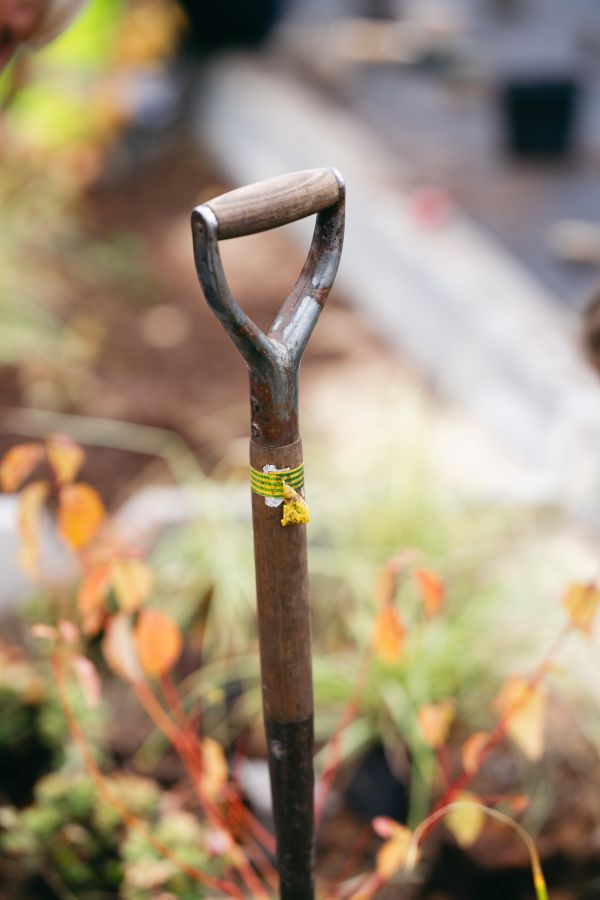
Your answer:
406;802;548;900
134;679;271;900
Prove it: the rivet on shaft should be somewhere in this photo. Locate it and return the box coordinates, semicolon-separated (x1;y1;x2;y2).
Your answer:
251;423;261;439
250;396;260;413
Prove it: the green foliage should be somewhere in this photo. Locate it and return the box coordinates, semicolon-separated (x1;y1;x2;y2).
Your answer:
1;770;123;894
0;767;221;899
121;811;215;899
0;640;107;810
39;0;124;69
150;402;568;828
3;0;125;150
1;418;595;896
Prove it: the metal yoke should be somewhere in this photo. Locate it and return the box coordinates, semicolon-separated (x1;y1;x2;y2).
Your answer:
191;168;345;899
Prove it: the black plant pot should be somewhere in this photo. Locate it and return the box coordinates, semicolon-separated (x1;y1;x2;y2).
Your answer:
499;75;580;160
342;743;409;823
177;0;283;55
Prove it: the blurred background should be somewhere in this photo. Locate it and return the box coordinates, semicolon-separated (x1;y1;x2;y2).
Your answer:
1;1;600;898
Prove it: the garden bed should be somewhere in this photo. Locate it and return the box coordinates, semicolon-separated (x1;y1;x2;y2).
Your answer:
1;144;599;899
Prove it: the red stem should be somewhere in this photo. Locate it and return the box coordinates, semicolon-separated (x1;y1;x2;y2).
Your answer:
52;649;243;897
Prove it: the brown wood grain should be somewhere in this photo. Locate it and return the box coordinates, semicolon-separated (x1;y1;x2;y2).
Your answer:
206;168;341;240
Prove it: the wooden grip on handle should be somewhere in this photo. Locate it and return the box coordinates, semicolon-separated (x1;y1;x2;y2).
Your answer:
205;168;342;240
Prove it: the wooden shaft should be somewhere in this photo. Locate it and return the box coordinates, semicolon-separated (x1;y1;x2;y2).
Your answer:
250;437;314;899
206;168;342;240
250;438;312;721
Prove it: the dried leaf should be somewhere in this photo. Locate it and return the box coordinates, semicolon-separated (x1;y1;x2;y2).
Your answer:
71;655;101;708
0;443;44;492
31;624;57;641
58;483;105;550
46;434;85;486
373;556;406;607
135;610;182;678
17;480;49;578
200;737;228;799
562;582;600;637
373;816;402;839
418;699;455;749
77;564;112;636
461;731;490;775
373;606;406;665
376;824;413;879
540;660;566;678
446;794;486;847
58;620;79;645
111;558;154;612
113;0;187;69
125;858;178;890
413;568;445;618
493;677;546;761
102;613;143;683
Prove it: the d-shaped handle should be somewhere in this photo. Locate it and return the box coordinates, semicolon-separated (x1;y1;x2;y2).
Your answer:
191;168;345;446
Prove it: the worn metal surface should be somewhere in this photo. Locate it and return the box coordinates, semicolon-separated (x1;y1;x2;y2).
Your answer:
191;168;345;898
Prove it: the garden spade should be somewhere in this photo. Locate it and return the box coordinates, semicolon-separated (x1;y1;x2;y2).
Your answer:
191;169;345;898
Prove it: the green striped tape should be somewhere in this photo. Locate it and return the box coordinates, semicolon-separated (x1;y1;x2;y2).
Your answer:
250;463;304;498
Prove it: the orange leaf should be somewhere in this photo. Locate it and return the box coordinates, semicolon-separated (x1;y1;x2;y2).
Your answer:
0;443;44;492
78;564;112;636
71;655;101;708
562;582;600;637
58;483;105;550
418;699;455;749
375;824;413;879
200;737;228;799
493;677;546;761
461;731;490;775
46;434;85;486
135;610;182;678
17;480;49;578
102;613;143;683
445;794;486;847
413;568;445;618
373;606;406;665
111;558;154;612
